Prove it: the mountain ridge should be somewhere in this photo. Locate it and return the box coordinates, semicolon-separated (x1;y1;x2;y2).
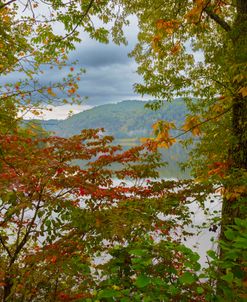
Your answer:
36;99;187;138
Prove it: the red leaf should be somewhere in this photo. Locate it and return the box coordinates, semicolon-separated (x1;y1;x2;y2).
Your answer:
79;187;86;196
56;168;64;174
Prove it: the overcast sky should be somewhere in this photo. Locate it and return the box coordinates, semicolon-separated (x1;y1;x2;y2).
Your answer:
69;16;143;105
4;16;148;119
69;37;143;105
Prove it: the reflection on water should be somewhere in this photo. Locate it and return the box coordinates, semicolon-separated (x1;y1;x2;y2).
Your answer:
111;178;221;267
73;139;220;267
116;140;191;179
182;193;221;267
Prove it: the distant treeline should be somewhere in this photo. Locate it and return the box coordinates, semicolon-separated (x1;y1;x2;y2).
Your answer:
26;99;190;178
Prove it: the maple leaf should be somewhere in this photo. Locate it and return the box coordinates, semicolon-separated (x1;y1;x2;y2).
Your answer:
68;87;76;94
50;256;57;264
79;187;86;196
151;120;177;148
182;116;201;136
56;168;64;174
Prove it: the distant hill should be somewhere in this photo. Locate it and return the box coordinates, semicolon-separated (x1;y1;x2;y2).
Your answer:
38;99;187;138
29;99;190;178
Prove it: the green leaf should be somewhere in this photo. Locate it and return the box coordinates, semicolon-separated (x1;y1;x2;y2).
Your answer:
234;237;247;249
224;229;235;240
129;249;147;256
168;285;179;295
221;272;234;284
179;272;196;285
135;275;150;288
120;298;131;302
98;289;121;298
234;218;244;227
196;287;204;294
207;250;217;260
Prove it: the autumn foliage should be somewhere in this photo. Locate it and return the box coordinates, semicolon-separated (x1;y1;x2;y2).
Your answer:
0;0;246;300
0;129;208;301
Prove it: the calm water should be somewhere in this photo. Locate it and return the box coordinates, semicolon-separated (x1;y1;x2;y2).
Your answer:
111;178;221;267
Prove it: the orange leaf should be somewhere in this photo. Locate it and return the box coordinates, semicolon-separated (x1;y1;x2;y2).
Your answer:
170;42;181;55
50;256;57;264
47;87;56;97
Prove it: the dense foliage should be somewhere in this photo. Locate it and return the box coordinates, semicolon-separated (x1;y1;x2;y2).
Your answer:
0;129;210;301
0;0;246;301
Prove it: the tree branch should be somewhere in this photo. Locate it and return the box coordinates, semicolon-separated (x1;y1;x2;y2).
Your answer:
61;0;95;41
0;0;16;9
174;105;233;139
10;190;43;266
0;235;12;258
204;7;231;32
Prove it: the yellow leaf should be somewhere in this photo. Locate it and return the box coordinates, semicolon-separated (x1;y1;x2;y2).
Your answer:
233;74;244;83
158;137;176;149
152;34;162;51
2;15;10;23
211;103;224;114
96;218;101;227
182;116;201;136
239;87;247;97
192;126;201;136
140;137;149;144
31;110;41;116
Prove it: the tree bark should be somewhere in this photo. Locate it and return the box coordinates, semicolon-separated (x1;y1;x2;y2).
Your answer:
2;277;13;302
231;0;247;168
218;0;247;296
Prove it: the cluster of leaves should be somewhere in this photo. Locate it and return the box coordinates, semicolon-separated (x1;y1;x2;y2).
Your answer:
96;239;205;302
205;218;247;301
0;0;246;301
0;128;213;301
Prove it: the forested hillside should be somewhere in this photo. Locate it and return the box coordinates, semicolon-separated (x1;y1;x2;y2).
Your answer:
37;99;187;138
29;99;189;177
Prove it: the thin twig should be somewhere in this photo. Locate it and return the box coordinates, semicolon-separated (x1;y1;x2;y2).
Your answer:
174;105;233;139
60;0;95;41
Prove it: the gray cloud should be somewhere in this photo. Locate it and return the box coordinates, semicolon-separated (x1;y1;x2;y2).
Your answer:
69;42;132;68
62;37;144;105
76;59;143;105
0;18;147;107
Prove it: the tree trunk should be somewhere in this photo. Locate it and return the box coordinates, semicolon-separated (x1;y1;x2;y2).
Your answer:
218;0;247;296
220;0;247;231
231;0;247;168
2;277;13;302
